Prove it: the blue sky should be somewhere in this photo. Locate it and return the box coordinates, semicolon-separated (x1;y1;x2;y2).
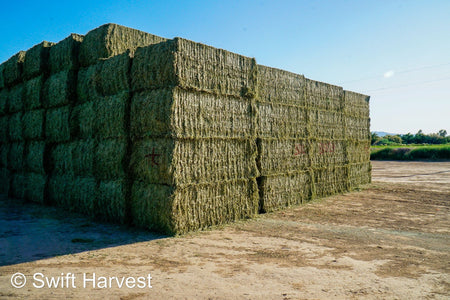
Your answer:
1;0;448;134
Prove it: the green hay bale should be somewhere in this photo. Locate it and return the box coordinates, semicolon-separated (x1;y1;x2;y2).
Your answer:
257;65;306;106
131;138;258;186
8;112;23;141
0;64;5;89
348;162;372;187
8;83;24;113
346;140;370;164
256;102;308;138
46;106;70;142
77;64;101;103
131;179;259;235
0;89;7;115
309;139;347;168
0;116;8;142
23;75;44;110
0;168;10;195
258;138;310;176
49;33;84;74
72;138;95;176
23;41;54;80
97;179;127;223
259;171;311;213
23;109;44;140
70;101;95;139
3;51;25;87
9;172;26;199
94;138;127;180
343;90;370;119
305;78;344;111
131;88;254;140
24;172;47;203
25;141;46;174
345;116;371;141
43;70;76;108
48;174;73;206
69;176;97;216
79;23;166;67
8;142;24;172
312;166;349;198
308;109;345;139
98;52;130;95
50;143;73;175
0;143;8;168
131;38;256;98
94;92;127;139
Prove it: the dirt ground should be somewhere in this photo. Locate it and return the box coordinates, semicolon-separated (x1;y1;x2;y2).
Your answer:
0;161;449;299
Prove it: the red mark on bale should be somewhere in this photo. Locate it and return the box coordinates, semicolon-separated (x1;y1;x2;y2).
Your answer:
145;148;161;166
318;142;335;154
294;144;306;156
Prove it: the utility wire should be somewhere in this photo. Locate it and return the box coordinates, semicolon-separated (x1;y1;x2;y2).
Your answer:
361;75;450;93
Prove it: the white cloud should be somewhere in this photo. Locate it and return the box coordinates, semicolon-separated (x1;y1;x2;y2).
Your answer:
384;70;395;78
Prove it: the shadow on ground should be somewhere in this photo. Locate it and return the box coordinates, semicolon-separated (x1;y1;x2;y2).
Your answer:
0;195;165;266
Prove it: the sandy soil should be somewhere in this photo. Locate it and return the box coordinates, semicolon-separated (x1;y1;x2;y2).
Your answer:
0;161;449;299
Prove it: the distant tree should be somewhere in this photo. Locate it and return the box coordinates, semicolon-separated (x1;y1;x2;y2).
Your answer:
401;133;414;144
438;129;447;137
371;132;380;145
386;135;402;144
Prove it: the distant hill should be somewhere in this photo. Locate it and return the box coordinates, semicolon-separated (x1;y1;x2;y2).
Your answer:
372;131;399;137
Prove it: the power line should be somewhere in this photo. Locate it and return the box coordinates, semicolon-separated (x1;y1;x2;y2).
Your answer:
361;76;450;93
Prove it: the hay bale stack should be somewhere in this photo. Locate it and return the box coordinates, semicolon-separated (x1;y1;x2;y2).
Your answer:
94;92;127;139
23;109;44;140
24;172;47;203
8;112;23;141
305;79;344;111
0;89;7;115
0;64;5;89
2;51;25;87
24;141;46;174
23;75;44;110
79;23;166;67
0;115;8;142
23;41;54;80
97;179;127;223
71;138;95;177
8;84;24;113
348;162;371;186
49;34;83;74
43;70;77;108
46;106;70;142
312;165;348;198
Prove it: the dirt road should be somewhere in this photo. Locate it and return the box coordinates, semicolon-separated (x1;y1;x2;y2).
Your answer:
0;161;449;299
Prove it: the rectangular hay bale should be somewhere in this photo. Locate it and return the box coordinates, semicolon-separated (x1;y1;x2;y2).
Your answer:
8;112;23;141
8;84;24;113
49;143;73;175
9;172;26;199
312;166;349;198
68;176;97;216
24;172;47;203
23;75;44;110
49;33;84;74
0;115;8;142
3;51;25;87
309;139;347;167
94;138;127;180
94;92;127;139
0;167;10;195
343;90;370;119
70;101;95;139
23;41;54;79
98;52;130;95
43;70;76;108
48;174;73;206
308;109;345;139
348;162;371;187
8;142;24;172
0;89;7;115
0;143;8;168
305;78;343;111
77;64;101;103
97;179;127;223
25;141;46;174
23;109;44;140
46;106;70;142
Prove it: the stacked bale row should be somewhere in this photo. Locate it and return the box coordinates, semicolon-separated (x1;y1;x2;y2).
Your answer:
130;38;259;234
256;66;371;212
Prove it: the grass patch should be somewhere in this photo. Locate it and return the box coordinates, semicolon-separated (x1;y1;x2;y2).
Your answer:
371;144;450;160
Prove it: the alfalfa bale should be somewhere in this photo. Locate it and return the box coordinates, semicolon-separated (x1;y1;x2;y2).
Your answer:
348;162;371;187
8;142;24;172
257;65;306;106
343;90;370;119
23;75;44;110
0;168;10;195
8;83;24;113
79;23;166;67
70;101;95;139
24;141;46;174
45;106;70;142
98;52;130;95
345;116;370;141
309;139;347;168
24;172;47;203
0;143;8;167
23;109;44;140
0;116;8;142
69;176;97;216
131;179;259;235
49;143;73;175
346;140;370;164
257;102;308;138
0;89;7;115
0;64;5;89
77;64;101;103
312;165;348;198
131;138;258;186
305;78;344;112
48;174;73;206
94;138;127;180
258;138;310;176
9;172;26;199
97;179;127;223
308;109;345;139
8;112;23;141
43;70;76;108
72;139;95;176
259;171;311;213
94;92;127;139
23;41;54;80
49;33;84;74
3;51;25;87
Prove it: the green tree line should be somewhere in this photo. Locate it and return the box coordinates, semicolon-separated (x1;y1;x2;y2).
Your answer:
371;130;449;145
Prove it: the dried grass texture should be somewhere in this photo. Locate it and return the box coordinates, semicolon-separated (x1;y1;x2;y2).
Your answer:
50;143;73;175
72;138;95;176
131;138;258;186
3;51;25;87
9;172;26;199
23;109;44;140
48;174;73;206
131;88;254;140
70;101;95;139
131;179;258;235
8;142;24;172
8;84;24;113
312;165;349;198
77;64;101;103
0;168;9;194
343;90;370;119
0;116;8;142
0;143;8;168
308;109;345;139
346;140;371;164
79;23;166;67
94;138;127;180
25;141;45;174
348;162;372;186
69;176;97;216
305;78;344;111
345;116;370;141
0;89;8;115
44;70;76;108
8;112;23;141
98;52;130;95
0;64;5;89
49;33;83;74
97;179;127;223
24;75;44;110
94;92;127;139
309;139;347;167
24;172;47;203
46;106;70;142
23;41;54;80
